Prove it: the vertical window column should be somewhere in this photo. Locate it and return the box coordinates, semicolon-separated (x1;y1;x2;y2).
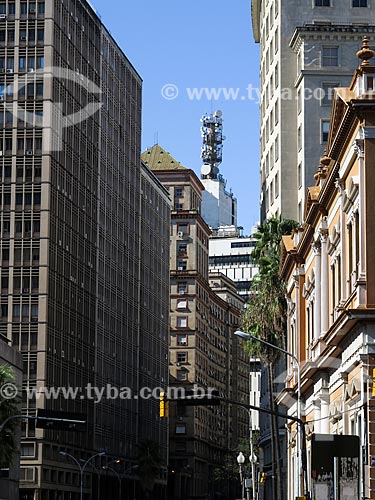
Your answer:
312;241;321;342
355;140;366;304
336;180;347;304
320;224;329;335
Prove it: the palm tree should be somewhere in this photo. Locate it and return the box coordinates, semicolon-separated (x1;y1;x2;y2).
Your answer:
136;439;162;499
242;216;299;500
0;365;20;467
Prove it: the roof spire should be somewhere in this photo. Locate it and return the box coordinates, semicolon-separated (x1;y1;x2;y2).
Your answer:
357;36;375;67
314;148;331;183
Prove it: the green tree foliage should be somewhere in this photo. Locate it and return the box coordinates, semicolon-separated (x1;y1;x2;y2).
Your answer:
0;365;20;467
212;435;259;483
241;215;299;500
243;216;299;360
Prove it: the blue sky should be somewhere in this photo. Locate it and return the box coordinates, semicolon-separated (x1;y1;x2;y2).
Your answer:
92;0;260;233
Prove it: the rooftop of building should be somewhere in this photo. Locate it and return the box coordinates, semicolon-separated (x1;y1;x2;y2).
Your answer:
142;144;187;171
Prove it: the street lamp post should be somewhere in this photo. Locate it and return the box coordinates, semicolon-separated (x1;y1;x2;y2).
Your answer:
59;450;106;500
247;409;257;500
235;330;303;498
237;451;245;500
103;465;121;500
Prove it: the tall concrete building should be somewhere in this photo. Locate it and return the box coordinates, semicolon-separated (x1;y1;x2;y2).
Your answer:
0;1;169;498
252;0;375;221
142;144;250;500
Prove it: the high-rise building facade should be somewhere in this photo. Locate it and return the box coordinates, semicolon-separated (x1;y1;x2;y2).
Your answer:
142;144;250;500
0;1;169;498
252;0;375;221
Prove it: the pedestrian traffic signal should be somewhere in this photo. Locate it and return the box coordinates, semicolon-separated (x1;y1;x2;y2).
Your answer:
159;392;169;418
260;472;266;483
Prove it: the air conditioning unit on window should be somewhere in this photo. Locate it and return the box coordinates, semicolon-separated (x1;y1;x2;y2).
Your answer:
22;288;29;293
0;14;7;20
29;6;36;13
177;231;184;238
6;68;13;73
176;362;181;367
20;35;27;41
28;68;35;73
26;150;33;156
177;267;184;271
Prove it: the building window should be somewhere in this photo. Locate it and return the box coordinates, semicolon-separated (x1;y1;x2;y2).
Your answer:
177;317;187;328
322;47;339;67
175;203;184;211
315;0;330;5
178;243;187;255
177;352;187;364
177;334;187;346
175;423;186;433
175;188;184;197
275;173;279;198
177;299;188;310
177;260;187;271
177;224;188;235
176;370;187;382
321;121;330;142
21;444;35;457
178;282;187;295
275;136;279;161
321;82;339;106
297;89;302;114
353;0;367;5
298;126;302;151
298;163;302;188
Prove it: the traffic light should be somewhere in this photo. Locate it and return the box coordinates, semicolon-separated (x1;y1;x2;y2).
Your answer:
159;392;169;418
260;472;266;483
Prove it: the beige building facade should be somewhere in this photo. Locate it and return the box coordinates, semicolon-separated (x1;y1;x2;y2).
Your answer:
142;144;250;500
280;39;375;500
252;0;375;222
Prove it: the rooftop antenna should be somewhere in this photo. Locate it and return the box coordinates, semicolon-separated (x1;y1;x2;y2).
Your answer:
154;132;159;145
200;110;225;179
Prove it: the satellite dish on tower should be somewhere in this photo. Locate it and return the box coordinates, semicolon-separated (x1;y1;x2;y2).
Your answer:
201;164;211;176
214;110;222;118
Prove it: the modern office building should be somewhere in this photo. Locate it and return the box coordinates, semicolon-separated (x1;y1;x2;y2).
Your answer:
142;144;250;500
280;40;375;500
0;1;169;498
208;227;259;302
251;0;375;221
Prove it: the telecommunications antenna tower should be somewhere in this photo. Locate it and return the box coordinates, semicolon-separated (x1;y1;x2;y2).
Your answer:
200;110;225;179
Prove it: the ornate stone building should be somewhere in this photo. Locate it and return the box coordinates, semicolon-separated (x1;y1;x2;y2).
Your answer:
279;38;375;500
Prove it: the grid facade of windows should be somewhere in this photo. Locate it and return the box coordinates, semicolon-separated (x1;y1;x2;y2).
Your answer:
0;0;169;498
